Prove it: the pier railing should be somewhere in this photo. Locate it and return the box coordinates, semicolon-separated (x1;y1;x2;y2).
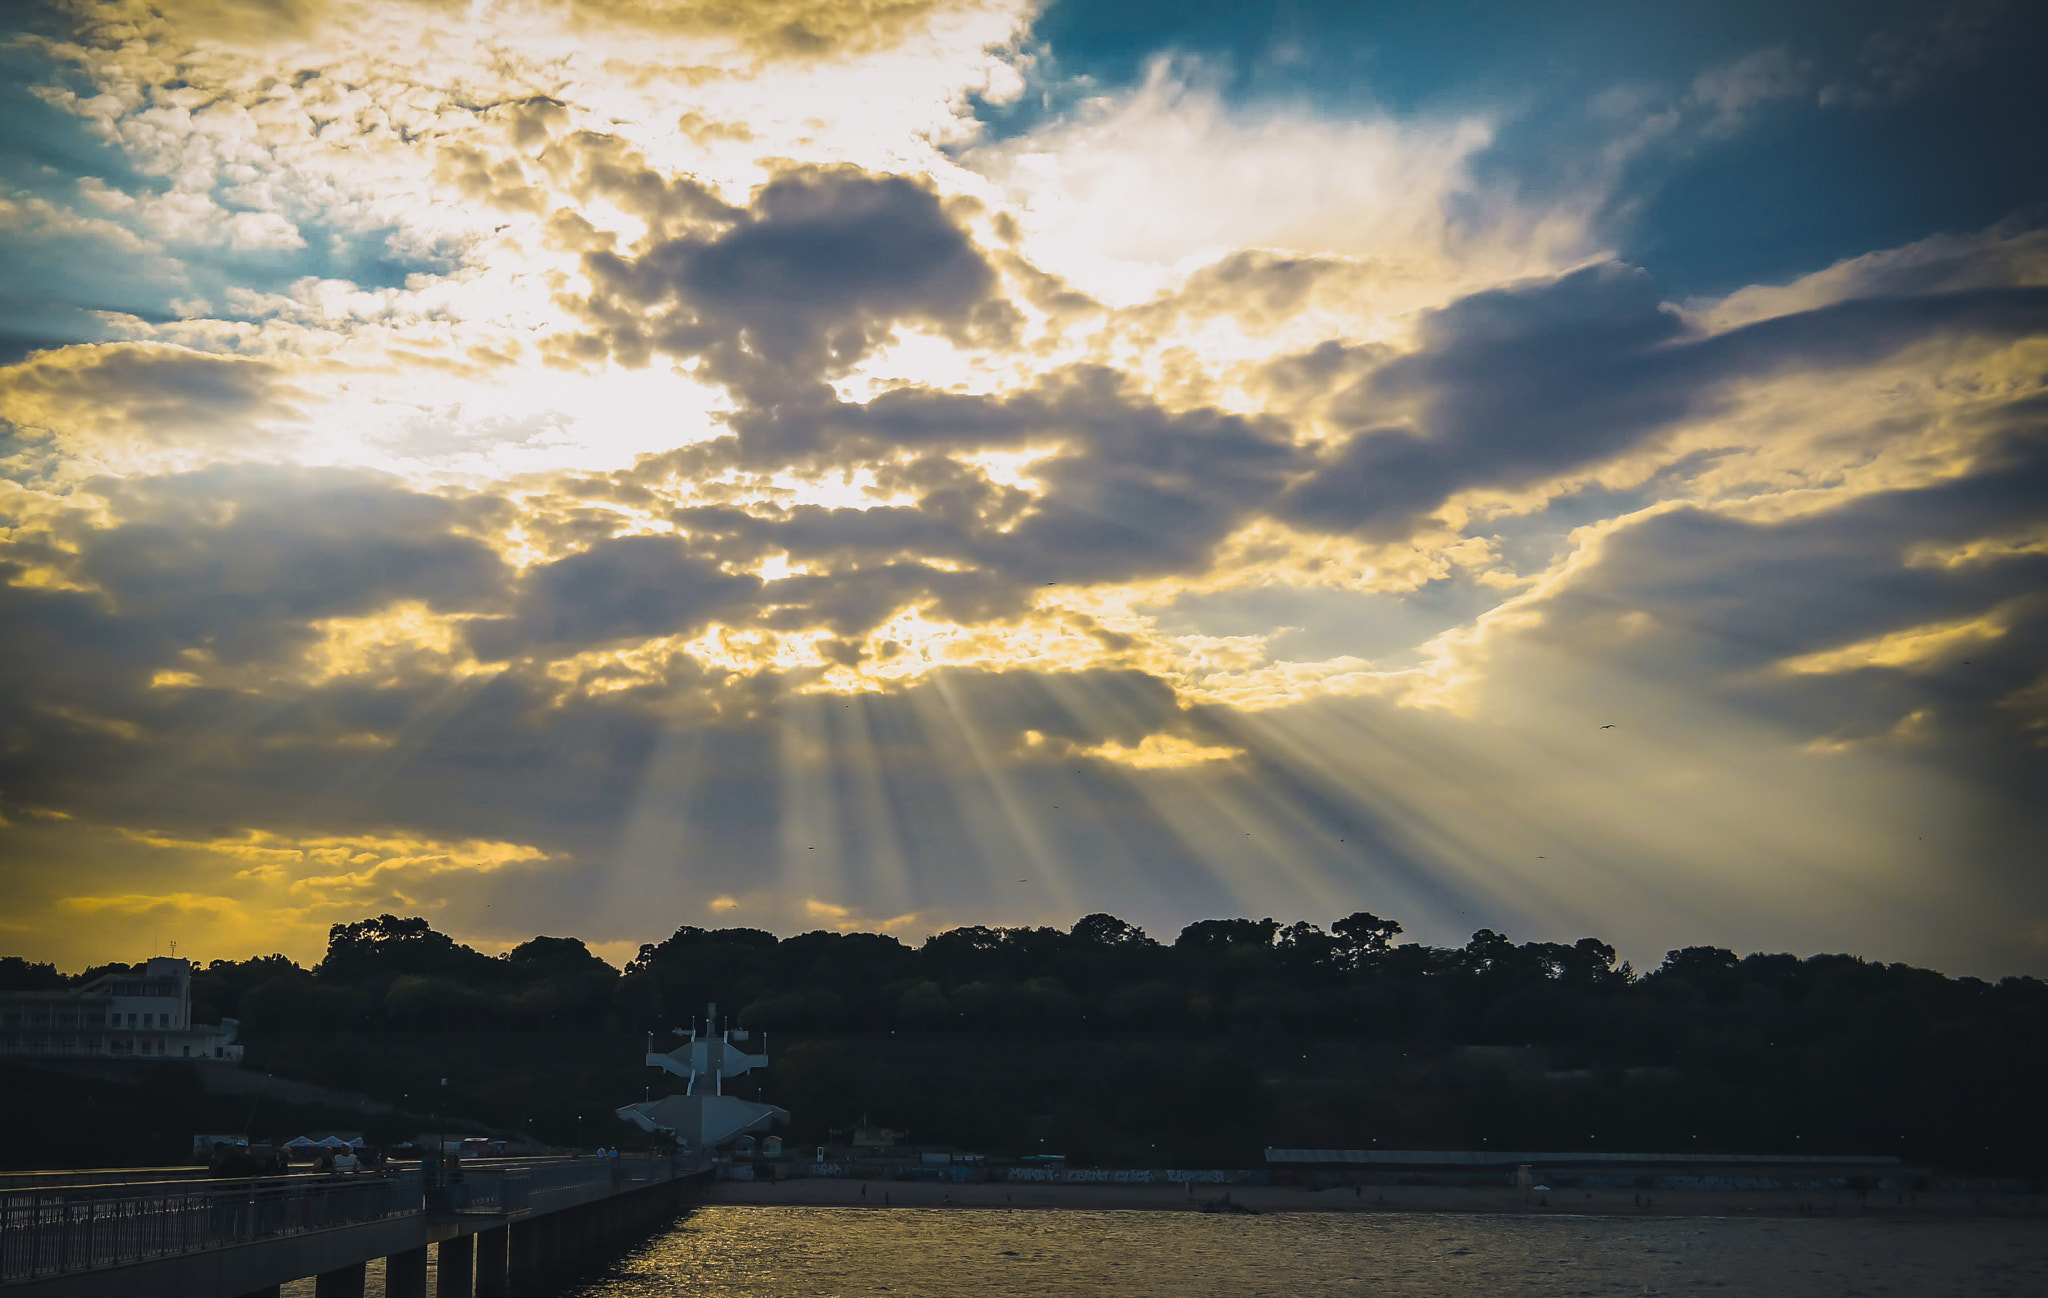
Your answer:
0;1156;710;1284
0;1172;423;1283
434;1169;530;1215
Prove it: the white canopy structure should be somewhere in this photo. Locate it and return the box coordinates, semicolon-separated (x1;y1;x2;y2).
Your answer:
616;1002;788;1150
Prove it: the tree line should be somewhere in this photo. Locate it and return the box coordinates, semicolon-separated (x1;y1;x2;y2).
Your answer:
5;913;2045;1174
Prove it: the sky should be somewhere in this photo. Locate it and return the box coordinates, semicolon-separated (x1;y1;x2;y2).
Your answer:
1;0;2044;977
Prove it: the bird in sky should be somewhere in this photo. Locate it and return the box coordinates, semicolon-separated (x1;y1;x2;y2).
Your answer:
1600;724;1616;729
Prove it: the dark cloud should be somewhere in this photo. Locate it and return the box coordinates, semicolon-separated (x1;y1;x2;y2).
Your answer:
466;532;760;661
566;166;1010;405
550;131;742;238
632;368;1301;633
70;466;509;664
1;345;296;454
1277;263;2048;537
0;466;518;823
1498;418;2048;807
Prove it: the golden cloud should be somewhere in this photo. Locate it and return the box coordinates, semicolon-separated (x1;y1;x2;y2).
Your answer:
1778;609;2012;676
117;827;557;906
1070;732;1244;770
0;344;301;475
804;897;923;932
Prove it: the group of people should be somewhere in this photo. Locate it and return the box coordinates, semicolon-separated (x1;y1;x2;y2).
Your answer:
204;1142;389;1176
204;1143;290;1178
319;1146;386;1174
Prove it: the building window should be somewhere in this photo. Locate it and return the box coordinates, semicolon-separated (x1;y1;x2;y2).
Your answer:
143;1013;154;1028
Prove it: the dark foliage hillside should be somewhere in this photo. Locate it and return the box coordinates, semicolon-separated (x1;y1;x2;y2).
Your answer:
12;914;2046;1174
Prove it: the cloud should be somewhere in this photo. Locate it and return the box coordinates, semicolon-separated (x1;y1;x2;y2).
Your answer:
1068;731;1244;770
963;56;1588;306
1;344;301;474
468;532;760;660
1694;225;2048;332
1273;260;2048;539
2;0;2047;979
1687;47;1809;139
70;466;510;663
804;897;924;932
78;0;1016;62
1777;608;2017;676
563;166;1010;404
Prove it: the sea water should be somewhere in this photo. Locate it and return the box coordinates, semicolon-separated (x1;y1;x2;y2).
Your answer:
282;1207;2048;1297
549;1207;2048;1297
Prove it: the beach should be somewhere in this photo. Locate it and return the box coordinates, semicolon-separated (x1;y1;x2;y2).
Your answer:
705;1175;2048;1220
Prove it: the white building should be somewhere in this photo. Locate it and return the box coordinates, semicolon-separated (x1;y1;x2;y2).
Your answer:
0;956;242;1063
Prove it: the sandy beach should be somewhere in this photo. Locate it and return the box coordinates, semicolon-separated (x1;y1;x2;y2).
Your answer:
705;1176;2048;1220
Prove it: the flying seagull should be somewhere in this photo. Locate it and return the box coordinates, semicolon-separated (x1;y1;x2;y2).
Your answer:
1600;724;1616;729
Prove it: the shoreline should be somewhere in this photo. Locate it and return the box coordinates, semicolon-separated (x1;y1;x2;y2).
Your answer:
702;1178;2048;1220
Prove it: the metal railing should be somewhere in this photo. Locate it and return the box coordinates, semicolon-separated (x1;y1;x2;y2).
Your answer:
0;1156;710;1283
522;1155;705;1212
0;1172;423;1284
429;1170;530;1215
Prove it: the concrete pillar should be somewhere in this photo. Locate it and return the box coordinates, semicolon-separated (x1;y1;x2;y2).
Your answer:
438;1234;474;1298
509;1221;540;1282
536;1215;563;1272
314;1261;368;1298
388;1245;430;1298
475;1224;509;1297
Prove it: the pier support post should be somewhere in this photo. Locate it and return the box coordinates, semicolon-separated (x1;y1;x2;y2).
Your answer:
438;1233;475;1297
475;1224;509;1296
314;1260;368;1298
509;1220;539;1282
388;1245;430;1298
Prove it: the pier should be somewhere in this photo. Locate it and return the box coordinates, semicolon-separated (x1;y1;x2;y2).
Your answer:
0;1156;707;1298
